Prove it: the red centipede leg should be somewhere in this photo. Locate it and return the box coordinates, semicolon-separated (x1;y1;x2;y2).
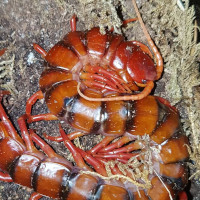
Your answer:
178;191;188;200
30;130;73;169
131;0;163;80
43;134;63;142
93;153;138;161
111;164;125;175
59;124;92;171
0;172;13;182
105;140;144;154
97;155;133;164
113;158;130;164
0;91;24;144
27;114;58;123
29;130;58;158
122;18;138;26
25;91;57;123
33;43;47;58
70;14;77;32
77;80;154;101
110;17;138;32
43;131;85;142
77;148;107;176
17;115;44;155
88;136;115;155
44;130;133;156
156;96;177;112
82;80;122;93
132;41;153;58
82;67;130;93
81;72;120;90
26;91;44;115
99;136;132;153
0;48;6;57
84;65;127;87
29;192;43;200
53;131;108;176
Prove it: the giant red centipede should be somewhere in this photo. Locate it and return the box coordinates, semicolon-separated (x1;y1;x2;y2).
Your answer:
0;91;189;200
27;0;165;140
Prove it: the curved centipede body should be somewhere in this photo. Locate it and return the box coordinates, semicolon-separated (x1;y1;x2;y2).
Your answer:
33;0;164;106
31;0;165;135
0;92;189;200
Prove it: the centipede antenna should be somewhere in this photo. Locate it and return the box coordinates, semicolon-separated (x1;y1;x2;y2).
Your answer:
131;0;163;80
77;81;154;101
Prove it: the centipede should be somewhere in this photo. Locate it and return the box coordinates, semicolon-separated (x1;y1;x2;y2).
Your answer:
0;0;190;199
27;0;165;142
0;91;189;200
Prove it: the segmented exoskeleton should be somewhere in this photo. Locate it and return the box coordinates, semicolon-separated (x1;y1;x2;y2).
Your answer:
0;92;189;200
28;0;165;140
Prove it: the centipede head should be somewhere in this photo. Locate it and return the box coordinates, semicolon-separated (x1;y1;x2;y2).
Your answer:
110;41;157;84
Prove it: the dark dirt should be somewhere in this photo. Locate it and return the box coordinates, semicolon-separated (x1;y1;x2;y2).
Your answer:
0;0;200;199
